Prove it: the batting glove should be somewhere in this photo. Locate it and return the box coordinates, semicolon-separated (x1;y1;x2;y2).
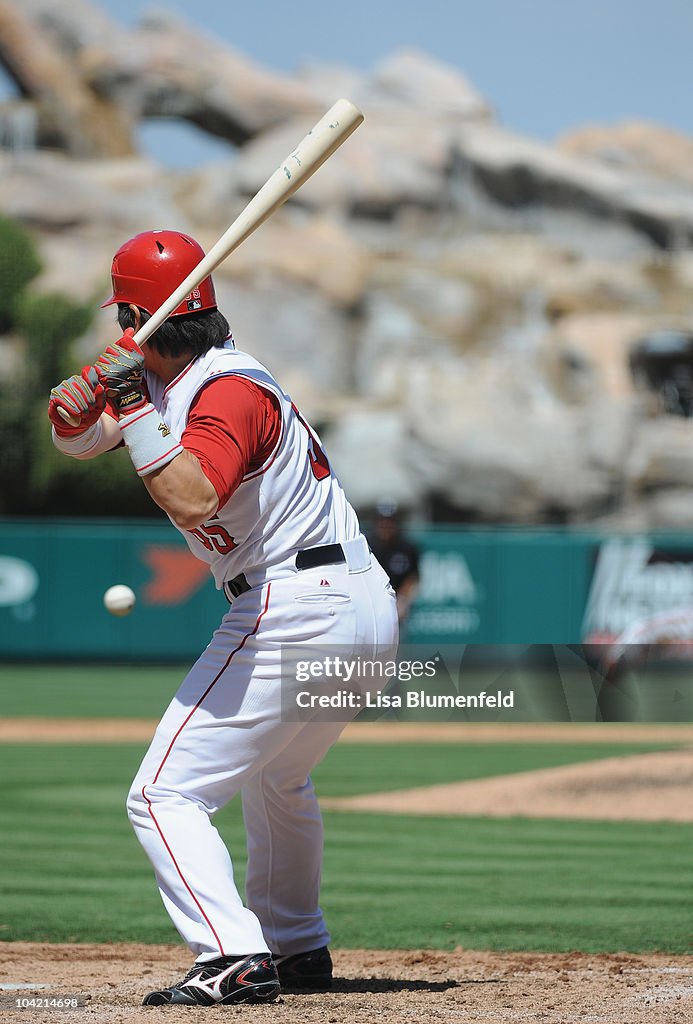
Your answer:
48;366;106;437
94;329;147;415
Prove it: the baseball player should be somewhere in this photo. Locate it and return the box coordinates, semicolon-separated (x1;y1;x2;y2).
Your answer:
47;230;399;1006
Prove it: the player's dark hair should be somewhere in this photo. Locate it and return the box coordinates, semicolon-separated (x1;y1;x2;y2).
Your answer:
116;305;230;359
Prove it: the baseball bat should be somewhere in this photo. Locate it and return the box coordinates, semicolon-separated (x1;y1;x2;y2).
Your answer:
58;98;364;425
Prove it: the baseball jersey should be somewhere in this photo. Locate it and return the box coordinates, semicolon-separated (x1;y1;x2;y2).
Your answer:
145;339;360;588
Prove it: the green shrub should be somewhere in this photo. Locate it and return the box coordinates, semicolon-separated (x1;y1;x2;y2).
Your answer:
0;290;95;514
16;291;93;388
0;215;41;332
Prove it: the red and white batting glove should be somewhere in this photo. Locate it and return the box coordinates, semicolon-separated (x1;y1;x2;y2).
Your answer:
94;328;148;415
48;366;106;438
95;328;183;476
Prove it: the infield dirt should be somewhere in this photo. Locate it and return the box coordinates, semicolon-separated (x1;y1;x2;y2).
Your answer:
3;720;693;744
2;942;692;1024
322;748;693;821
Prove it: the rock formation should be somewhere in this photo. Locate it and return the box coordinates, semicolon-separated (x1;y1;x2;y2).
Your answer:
2;0;693;526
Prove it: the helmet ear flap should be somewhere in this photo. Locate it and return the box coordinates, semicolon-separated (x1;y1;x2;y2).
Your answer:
101;230;217;317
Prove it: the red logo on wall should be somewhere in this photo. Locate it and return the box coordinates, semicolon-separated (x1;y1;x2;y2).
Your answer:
141;546;210;605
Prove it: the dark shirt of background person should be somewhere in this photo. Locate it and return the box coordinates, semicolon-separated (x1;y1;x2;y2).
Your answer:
367;501;420;627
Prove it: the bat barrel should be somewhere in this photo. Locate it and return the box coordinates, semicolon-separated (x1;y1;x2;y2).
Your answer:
135;98;364;347
57;98;364;425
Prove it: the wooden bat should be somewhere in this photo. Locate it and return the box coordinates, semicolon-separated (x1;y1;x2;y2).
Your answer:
58;98;364;425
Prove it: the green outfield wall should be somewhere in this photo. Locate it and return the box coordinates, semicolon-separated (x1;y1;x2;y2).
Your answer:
1;521;693;658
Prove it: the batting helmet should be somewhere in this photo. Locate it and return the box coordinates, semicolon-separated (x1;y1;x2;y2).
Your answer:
101;230;217;318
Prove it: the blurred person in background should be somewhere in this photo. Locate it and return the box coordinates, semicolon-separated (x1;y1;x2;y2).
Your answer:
598;606;693;685
367;500;420;633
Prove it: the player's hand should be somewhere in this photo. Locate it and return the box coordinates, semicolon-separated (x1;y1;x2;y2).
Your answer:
94;328;147;415
48;366;106;437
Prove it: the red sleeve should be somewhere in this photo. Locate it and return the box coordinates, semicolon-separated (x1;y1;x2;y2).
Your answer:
182;376;282;509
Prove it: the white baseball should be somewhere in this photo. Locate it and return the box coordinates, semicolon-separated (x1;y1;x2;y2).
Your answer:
104;584;136;617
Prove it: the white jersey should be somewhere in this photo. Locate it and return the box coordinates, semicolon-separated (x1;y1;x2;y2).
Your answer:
145;340;360;588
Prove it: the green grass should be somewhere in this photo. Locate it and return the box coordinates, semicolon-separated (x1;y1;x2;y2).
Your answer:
0;745;172;944
0;664;191;718
309;741;677;795
320;812;693;951
0;742;691;952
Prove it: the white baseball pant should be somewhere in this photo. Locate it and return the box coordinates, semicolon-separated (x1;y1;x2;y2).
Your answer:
127;544;398;959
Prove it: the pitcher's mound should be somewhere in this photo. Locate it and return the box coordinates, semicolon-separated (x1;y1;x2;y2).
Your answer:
322;749;693;821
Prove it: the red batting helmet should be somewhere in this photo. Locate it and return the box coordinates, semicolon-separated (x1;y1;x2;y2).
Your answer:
101;230;217;317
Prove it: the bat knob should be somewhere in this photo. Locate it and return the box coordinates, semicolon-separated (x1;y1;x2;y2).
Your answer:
57;407;81;428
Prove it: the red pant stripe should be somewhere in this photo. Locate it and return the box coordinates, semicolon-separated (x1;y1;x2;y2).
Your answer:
141;583;273;954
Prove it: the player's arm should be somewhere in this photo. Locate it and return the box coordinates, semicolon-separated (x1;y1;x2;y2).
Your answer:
396;576;419;622
180;375;281;511
84;330;214;530
141;451;219;530
127;376;279;530
394;543;420;623
48;366;122;459
92;331;279;530
151;374;281;529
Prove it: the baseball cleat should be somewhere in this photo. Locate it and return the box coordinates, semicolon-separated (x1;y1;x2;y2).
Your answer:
142;952;280;1006
273;945;333;991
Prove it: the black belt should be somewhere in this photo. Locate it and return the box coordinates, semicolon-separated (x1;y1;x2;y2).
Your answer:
224;544;346;602
295;543;346;570
225;574;252;600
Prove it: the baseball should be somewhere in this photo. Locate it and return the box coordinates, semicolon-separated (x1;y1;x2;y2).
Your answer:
104;584;136;617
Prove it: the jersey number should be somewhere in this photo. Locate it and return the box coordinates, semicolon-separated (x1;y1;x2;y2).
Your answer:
291;402;330;481
189;519;237;555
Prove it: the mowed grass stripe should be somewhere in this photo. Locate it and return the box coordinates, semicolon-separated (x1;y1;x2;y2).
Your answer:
320;813;693;952
0;664;191;718
0;741;677;796
310;741;679;794
0;744;690;952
